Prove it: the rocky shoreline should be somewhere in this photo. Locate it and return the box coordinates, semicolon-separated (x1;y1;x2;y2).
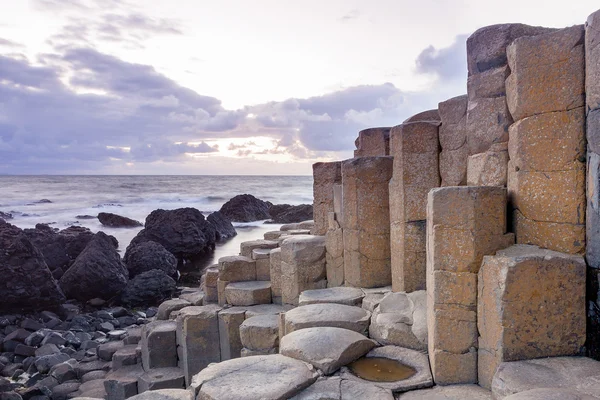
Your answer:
0;194;312;400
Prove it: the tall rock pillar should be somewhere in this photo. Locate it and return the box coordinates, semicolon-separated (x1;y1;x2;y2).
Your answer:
342;156;393;288
312;162;342;236
506;25;586;254
426;187;514;385
389;121;440;292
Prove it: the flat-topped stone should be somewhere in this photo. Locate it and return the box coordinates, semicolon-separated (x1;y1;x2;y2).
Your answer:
137;367;185;392
224;281;272;306
156;299;191;320
244;303;294;318
492;357;600;399
340;346;433;392
239;314;279;351
298;287;364;307
179;290;205;306
141;321;177;371
128;389;193;400
282;303;371;335
190;354;319;399
397;384;492;399
290;376;394;399
104;364;144;400
218;256;256;282
503;388;597;400
369;291;427;351
280;327;376;375
240;240;278;258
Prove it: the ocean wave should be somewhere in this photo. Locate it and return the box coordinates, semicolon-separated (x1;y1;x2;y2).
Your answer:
93;203;123;208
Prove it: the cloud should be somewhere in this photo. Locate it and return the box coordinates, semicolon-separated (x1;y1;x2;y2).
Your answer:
39;0;183;49
415;34;468;81
0;38;24;48
339;9;361;22
0;41;456;173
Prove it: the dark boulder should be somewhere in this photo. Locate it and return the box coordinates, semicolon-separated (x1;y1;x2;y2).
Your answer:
219;194;272;222
131;208;216;260
0;220;65;313
97;213;142;228
123;241;177;278
267;204;313;224
57;226;99;258
120;270;177;307
23;224;68;275
58;232;128;302
0;211;12;220
207;211;237;240
75;215;96;220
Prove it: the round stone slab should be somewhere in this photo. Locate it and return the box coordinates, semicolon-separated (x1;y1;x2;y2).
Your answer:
492;357;600;399
340;346;433;392
504;388;598;400
397;384;492;399
190;354;318;399
298;287;365;307
283;303;371;334
280;327;377;375
128;389;192;400
239;314;279;351
290;376;394;399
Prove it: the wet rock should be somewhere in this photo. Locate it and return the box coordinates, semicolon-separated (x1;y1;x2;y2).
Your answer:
59;232;128;302
97;212;142;228
120;270;177;307
206;211;237;240
267;204;313;224
219;194;272;222
123;241;177;279
0;220;65;312
131;208;217;261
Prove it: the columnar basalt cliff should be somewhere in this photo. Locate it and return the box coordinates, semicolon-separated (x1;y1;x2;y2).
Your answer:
7;9;600;400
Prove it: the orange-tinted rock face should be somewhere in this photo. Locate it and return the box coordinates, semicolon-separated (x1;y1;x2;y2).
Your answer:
478;245;586;389
426;187;514;385
342;156;393;288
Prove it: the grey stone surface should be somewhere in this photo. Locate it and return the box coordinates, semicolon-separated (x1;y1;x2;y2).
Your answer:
298;287;364;307
291;376;394;400
137;367;185;392
141;320;177;371
280;327;376;375
239;314;279;351
190;354;318;400
397;384;492;399
492;357;600;399
282;303;371;335
156;299;191;321
224;281;272;306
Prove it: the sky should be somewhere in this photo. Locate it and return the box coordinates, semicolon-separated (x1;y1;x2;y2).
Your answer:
0;0;597;175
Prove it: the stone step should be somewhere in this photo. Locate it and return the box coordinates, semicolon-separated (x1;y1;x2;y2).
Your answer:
298;287;364;307
112;345;141;371
239;314;279;352
224;281;272;306
252;248;272;281
239;240;278;258
281;303;370;336
137;367;185;392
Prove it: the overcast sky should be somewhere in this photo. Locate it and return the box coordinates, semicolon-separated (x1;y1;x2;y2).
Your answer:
0;0;597;175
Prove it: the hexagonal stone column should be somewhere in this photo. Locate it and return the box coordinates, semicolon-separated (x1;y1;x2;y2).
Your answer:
426;186;514;385
477;245;586;389
438;94;468;187
342;156;393;288
465;23;554;187
175;305;221;386
312;162;342;236
353;127;391;158
280;235;327;305
389;121;439;292
505;25;586;254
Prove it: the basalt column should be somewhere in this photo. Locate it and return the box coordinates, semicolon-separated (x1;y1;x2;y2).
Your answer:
312;162;342;236
325;184;344;287
426;187;514;385
438;95;468;186
342;156;394;288
586;9;600;359
389;121;440;292
354;127;391;158
506;25;586;254
466;24;554;187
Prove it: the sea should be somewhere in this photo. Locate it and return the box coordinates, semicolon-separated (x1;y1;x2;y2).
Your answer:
0;175;313;274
